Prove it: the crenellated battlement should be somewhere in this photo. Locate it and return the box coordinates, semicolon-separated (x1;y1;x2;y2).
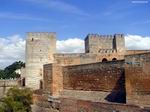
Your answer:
27;32;56;40
87;34;114;39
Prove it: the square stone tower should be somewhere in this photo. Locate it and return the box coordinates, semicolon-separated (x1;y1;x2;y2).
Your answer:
25;32;56;90
85;34;125;54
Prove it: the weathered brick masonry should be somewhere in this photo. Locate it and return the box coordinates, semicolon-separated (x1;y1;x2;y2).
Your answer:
60;98;150;112
62;61;126;103
63;60;124;92
125;52;150;107
43;61;126;104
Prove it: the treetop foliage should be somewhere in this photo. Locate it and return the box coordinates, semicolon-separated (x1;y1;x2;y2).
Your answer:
0;87;32;112
0;61;25;79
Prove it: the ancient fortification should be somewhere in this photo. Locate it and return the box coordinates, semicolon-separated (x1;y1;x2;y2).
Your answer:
20;32;150;112
25;32;56;89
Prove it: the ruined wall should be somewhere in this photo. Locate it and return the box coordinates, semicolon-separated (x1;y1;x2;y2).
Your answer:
25;32;56;90
125;52;150;107
0;79;19;98
43;64;63;97
60;98;150;112
62;60;126;103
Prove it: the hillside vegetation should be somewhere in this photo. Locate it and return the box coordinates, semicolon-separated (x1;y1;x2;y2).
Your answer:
0;61;25;79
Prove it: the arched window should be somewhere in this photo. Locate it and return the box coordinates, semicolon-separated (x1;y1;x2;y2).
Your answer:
112;58;117;61
102;58;108;62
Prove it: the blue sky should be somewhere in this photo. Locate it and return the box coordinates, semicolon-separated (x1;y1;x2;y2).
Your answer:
0;0;150;68
0;0;150;39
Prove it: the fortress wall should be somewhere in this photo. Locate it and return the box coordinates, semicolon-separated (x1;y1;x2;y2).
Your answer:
60;98;149;112
126;50;150;55
0;79;19;98
63;60;124;91
125;52;150;107
32;93;59;112
62;60;126;103
43;64;53;93
43;64;63;97
99;35;114;49
54;53;124;66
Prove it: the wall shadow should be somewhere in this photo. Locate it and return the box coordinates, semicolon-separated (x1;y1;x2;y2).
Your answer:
105;70;126;103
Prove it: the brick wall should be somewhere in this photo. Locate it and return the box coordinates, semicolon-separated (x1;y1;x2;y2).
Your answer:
60;98;149;112
63;61;124;91
62;60;126;103
125;52;150;107
54;53;124;66
43;63;63;96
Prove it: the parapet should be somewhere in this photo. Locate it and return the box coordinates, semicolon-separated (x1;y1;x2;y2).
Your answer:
27;32;56;39
85;34;123;40
114;34;124;38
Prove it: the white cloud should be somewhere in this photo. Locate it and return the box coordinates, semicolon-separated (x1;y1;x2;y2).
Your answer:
57;38;84;53
125;34;150;50
0;34;150;69
0;35;25;69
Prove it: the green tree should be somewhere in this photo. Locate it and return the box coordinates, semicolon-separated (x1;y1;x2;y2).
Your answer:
0;87;32;112
0;61;25;79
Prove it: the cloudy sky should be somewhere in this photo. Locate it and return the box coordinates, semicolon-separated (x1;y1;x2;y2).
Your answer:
0;0;150;68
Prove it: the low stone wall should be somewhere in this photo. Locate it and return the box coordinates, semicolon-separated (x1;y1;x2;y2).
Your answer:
32;92;59;112
0;79;19;98
60;98;150;112
61;90;111;103
126;50;150;55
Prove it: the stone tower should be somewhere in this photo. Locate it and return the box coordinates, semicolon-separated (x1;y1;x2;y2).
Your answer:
25;32;56;90
114;34;125;54
85;34;125;54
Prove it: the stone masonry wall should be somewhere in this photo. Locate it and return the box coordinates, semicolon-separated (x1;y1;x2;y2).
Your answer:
125;52;150;107
43;64;63;97
126;50;150;55
0;79;19;98
62;60;126;103
25;32;56;90
63;61;124;91
43;64;52;93
85;34;125;54
54;53;124;66
60;98;150;112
